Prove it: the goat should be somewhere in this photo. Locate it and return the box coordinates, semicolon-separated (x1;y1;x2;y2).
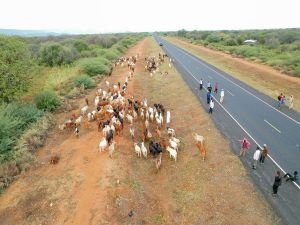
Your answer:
169;139;178;151
50;155;60;164
106;129;114;144
140;142;148;158
87;112;94;122
192;133;204;146
155;152;162;171
166;111;171;124
166;146;177;162
75;116;83;127
145;119;149;129
81;106;89;115
105;80;110;88
126;114;133;124
108;141;116;158
129;126;135;140
167;127;176;137
195;142;206;161
134;143;142;157
155;126;161;139
99;138;108;152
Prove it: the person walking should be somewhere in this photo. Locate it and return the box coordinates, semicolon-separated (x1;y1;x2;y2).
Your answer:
259;144;268;164
277;93;283;108
207;81;212;93
284;171;298;183
281;95;285;106
288;95;294;109
272;171;282;197
209;99;214;114
214;82;219;93
239;138;250;157
199;78;203;90
252;146;261;169
207;91;211;104
220;89;225;103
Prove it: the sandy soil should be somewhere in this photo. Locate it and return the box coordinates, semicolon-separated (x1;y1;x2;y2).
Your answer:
166;37;300;112
0;37;281;225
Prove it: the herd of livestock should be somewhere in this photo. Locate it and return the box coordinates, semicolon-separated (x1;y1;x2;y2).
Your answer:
57;53;205;170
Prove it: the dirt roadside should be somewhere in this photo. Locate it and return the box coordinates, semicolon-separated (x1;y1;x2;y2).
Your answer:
0;37;281;225
165;37;300;113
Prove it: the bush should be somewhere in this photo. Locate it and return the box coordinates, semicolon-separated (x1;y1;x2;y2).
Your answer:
0;103;43;163
79;58;109;76
0;113;54;192
35;90;60;112
73;75;95;89
103;50;120;60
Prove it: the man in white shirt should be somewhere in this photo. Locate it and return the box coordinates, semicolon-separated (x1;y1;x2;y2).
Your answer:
252;147;261;169
199;79;203;90
209;99;214;114
220;89;225;103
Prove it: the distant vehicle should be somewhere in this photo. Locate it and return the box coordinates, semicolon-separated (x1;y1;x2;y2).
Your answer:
159;43;163;46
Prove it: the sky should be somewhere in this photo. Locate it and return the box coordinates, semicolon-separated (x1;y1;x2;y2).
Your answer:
0;0;300;33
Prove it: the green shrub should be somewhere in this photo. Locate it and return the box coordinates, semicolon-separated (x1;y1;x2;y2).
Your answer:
73;75;95;89
0;113;54;192
0;103;43;163
294;65;300;77
103;50;120;60
79;58;109;76
35;90;60;112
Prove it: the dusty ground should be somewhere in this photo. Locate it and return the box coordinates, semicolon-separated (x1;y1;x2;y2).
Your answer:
166;37;300;112
0;37;281;225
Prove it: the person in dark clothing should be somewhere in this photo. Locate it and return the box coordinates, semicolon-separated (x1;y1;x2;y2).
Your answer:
207;91;211;104
284;171;298;182
272;171;282;197
259;144;268;164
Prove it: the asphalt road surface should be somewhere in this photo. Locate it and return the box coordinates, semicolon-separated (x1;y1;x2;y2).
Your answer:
155;36;300;225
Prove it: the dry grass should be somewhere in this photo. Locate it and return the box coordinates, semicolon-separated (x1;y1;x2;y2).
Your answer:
166;37;300;112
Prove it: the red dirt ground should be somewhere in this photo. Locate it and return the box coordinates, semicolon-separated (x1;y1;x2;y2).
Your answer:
0;37;281;225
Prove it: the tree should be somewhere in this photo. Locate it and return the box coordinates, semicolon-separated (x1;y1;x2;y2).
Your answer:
73;40;89;52
39;43;68;66
0;36;32;103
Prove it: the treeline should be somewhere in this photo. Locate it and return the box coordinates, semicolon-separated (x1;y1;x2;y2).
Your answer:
0;32;146;190
164;28;300;77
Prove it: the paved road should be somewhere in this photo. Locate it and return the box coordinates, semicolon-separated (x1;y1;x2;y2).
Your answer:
155;36;300;225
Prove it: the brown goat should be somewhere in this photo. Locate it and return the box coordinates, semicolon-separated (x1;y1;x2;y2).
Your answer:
50;155;60;164
195;142;206;161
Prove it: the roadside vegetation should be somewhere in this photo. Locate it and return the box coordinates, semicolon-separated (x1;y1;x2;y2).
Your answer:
163;28;300;77
0;33;146;191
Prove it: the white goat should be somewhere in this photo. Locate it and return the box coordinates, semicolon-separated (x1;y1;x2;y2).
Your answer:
129;126;135;140
108;141;116;158
169;139;178;151
94;96;100;107
99;138;108;152
75;116;83;126
166;146;177;162
134;143;142;157
105;80;110;88
126;114;133;124
192;133;204;144
166;111;171;124
167;127;176;137
140;142;148;158
81;105;89;115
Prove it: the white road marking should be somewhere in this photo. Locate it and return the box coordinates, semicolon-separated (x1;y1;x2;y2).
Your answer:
264;120;282;133
175;46;300;125
164;45;300;190
227;90;235;96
